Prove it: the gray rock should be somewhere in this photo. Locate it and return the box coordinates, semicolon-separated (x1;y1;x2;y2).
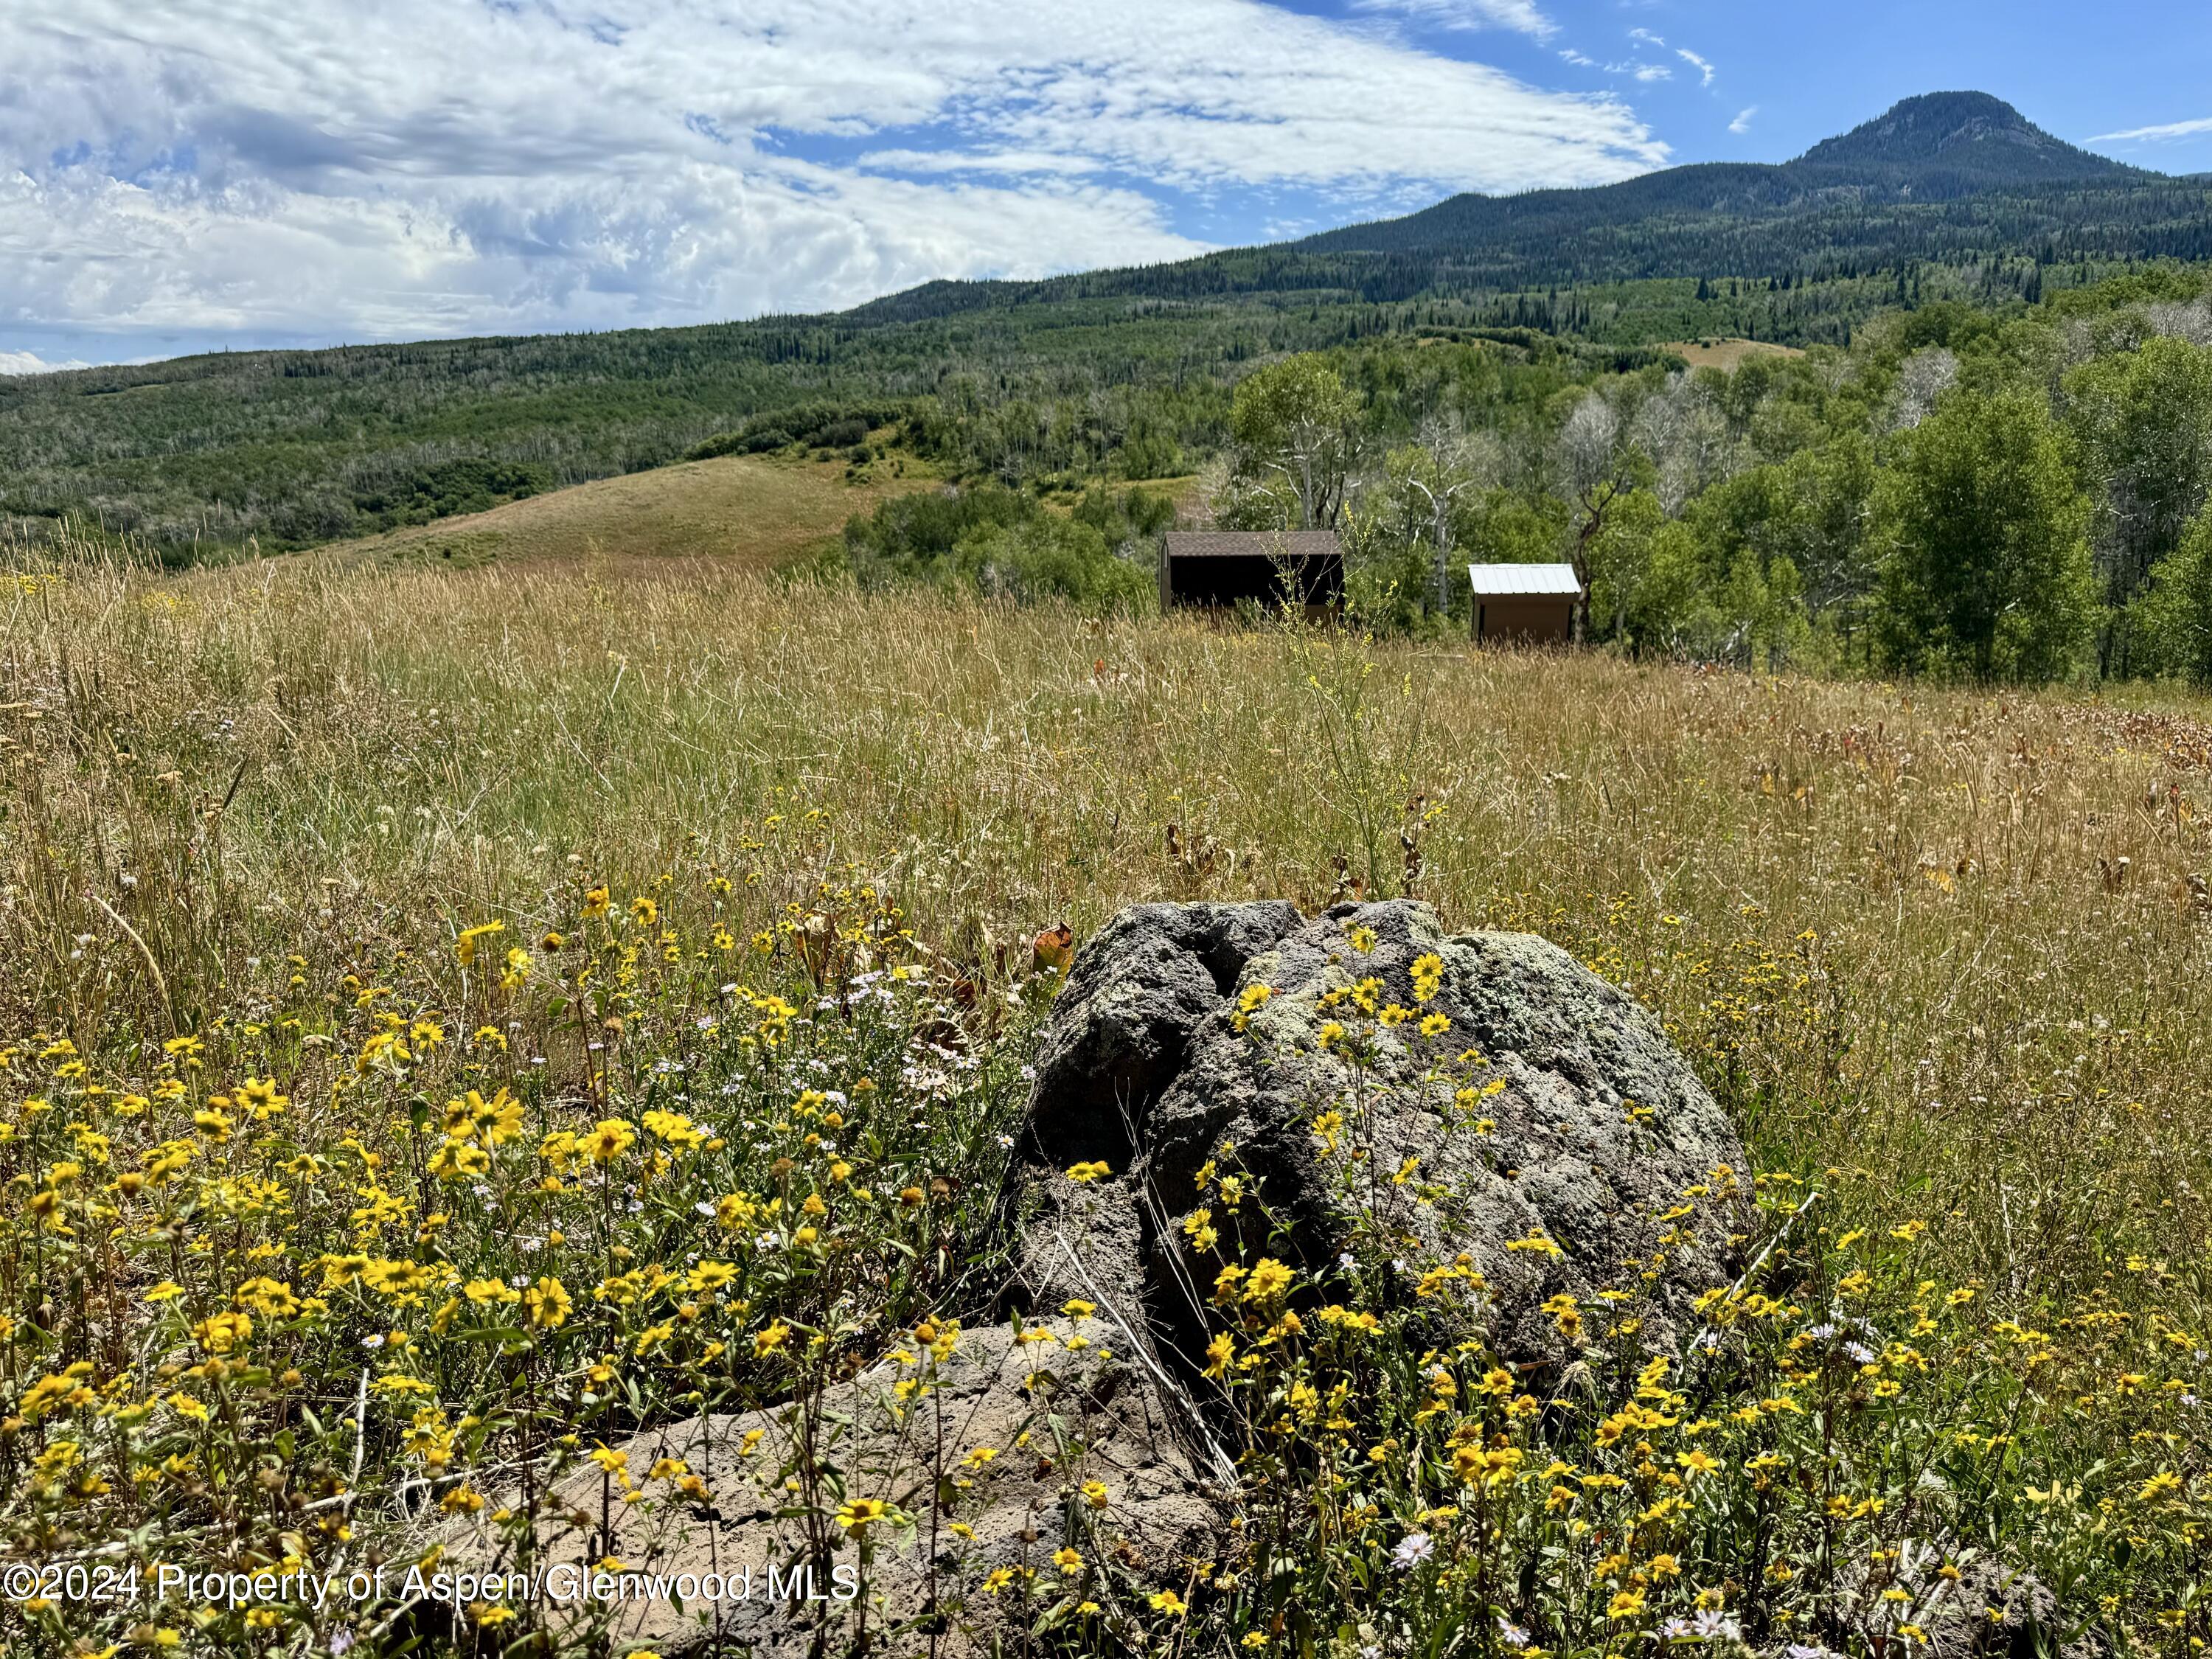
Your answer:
1930;1556;2099;1659
1006;899;1749;1374
445;900;1747;1655
437;1315;1219;1658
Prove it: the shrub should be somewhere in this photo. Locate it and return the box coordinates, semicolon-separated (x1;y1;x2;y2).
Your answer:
844;483;1163;612
350;458;552;526
685;402;906;462
945;515;1156;611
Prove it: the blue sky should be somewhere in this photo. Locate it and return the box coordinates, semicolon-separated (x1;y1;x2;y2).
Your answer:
4;0;2211;372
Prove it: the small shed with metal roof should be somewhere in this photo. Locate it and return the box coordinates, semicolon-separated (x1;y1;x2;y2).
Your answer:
1467;562;1583;644
1161;530;1345;613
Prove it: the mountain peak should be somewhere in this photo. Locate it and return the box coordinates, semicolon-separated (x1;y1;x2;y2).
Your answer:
1795;91;2138;186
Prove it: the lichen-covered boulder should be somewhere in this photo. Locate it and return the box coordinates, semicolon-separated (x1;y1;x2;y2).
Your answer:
1006;899;1749;1371
445;900;1747;1656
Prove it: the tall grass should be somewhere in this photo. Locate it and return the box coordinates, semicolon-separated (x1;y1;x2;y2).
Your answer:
8;552;2208;1296
1;547;2207;1652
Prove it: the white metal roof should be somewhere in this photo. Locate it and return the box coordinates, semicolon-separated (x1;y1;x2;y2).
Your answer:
1467;562;1582;597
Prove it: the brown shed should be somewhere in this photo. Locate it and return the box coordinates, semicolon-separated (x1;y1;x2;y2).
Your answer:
1468;563;1584;644
1161;530;1345;613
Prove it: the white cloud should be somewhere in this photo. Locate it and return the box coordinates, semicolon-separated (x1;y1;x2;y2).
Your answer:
0;1;1663;353
1559;49;1596;67
1352;0;1557;38
1730;106;1759;135
856;149;1105;177
0;349;89;375
1631;64;1672;83
1628;27;1666;46
1677;49;1715;88
2092;115;2212;144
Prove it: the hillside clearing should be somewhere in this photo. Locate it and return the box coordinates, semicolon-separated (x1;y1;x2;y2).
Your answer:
1657;336;1808;371
335;449;931;571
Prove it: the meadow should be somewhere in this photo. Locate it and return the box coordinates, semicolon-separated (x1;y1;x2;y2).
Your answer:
335;450;930;576
1;544;2206;1655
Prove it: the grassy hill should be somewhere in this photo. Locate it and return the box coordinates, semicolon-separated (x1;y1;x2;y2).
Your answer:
337;448;930;574
1649;336;1806;372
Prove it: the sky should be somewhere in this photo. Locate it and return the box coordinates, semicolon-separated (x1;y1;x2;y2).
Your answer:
6;0;2212;373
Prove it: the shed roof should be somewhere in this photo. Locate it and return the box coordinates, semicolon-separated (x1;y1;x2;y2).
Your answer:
1468;562;1582;597
1164;530;1343;560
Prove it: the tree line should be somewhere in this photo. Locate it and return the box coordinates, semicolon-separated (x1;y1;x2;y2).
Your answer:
0;247;2171;560
1207;269;2212;686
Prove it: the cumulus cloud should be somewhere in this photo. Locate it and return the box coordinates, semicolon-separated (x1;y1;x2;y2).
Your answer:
2093;115;2212;144
0;1;1664;354
0;349;90;376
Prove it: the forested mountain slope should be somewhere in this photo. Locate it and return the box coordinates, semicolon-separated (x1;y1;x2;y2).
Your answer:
857;95;2196;321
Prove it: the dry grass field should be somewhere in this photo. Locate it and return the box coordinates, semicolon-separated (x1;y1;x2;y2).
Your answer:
1;546;2207;1653
15;552;2208;1265
338;450;930;573
1655;338;1809;372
